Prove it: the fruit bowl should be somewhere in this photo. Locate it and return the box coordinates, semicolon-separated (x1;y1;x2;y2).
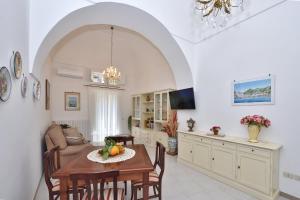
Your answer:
98;139;125;160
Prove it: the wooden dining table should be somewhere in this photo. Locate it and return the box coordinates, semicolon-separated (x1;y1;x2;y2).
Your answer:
53;144;153;200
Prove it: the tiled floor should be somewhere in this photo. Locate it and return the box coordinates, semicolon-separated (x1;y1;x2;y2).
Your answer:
35;147;288;200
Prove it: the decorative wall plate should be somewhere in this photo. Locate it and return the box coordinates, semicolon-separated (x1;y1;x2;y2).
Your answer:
12;51;22;79
0;66;12;102
33;80;41;100
21;75;28;97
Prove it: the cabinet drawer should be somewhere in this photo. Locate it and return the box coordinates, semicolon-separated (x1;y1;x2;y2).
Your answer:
238;145;271;158
179;133;194;141
212;140;236;150
194;137;211;144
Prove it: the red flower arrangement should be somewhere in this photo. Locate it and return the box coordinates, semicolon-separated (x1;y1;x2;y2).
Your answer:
163;111;178;138
240;115;271;128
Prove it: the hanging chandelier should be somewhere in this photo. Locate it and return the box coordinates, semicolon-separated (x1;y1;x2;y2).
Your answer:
102;26;121;85
195;0;244;28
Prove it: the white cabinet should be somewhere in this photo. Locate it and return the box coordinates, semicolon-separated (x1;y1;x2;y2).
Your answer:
211;145;236;180
132;95;141;120
154;91;170;123
177;131;281;200
178;138;193;162
237;146;271;194
193;142;211;170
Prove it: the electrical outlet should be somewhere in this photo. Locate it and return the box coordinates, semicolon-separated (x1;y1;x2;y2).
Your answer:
283;172;300;181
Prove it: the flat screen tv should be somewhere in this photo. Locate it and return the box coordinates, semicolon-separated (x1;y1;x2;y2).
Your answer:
169;88;196;110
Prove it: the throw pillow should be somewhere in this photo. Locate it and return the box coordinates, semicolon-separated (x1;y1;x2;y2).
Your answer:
63;128;84;145
47;125;68;149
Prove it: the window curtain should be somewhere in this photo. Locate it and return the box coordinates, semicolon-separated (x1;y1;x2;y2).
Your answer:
88;88;121;144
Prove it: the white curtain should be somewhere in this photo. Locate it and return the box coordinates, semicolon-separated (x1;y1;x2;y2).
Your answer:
88;88;121;144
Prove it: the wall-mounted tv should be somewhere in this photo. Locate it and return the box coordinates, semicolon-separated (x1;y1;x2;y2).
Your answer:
169;88;196;110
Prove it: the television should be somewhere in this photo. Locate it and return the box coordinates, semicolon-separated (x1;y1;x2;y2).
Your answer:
169;88;196;110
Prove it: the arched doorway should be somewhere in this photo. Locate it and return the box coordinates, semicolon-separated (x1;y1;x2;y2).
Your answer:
31;2;193;89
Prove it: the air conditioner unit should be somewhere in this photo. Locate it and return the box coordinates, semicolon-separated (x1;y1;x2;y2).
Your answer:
56;66;84;79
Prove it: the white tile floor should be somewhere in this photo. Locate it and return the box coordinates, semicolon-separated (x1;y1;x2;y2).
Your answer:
35;147;289;200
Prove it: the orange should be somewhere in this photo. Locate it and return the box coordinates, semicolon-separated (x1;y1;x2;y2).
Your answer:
109;146;120;156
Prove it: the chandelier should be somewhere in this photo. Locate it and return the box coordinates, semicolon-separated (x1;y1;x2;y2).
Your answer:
195;0;244;28
102;26;121;85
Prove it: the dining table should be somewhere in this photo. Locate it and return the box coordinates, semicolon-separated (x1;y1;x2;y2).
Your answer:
53;144;153;200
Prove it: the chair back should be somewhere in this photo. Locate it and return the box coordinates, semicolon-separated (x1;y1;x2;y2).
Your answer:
43;146;61;191
105;135;134;146
70;170;119;200
153;142;166;180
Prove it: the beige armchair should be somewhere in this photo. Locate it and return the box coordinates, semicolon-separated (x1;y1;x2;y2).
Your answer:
44;123;91;166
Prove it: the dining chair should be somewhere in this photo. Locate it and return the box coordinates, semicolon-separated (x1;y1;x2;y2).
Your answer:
105;134;135;195
44;146;84;200
131;142;166;200
70;170;125;200
105;135;135;146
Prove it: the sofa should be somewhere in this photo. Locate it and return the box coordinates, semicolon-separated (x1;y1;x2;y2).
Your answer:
44;123;91;166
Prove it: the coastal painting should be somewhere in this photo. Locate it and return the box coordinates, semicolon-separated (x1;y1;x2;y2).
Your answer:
232;75;274;105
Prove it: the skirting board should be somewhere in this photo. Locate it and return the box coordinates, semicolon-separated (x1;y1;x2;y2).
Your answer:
280;192;300;200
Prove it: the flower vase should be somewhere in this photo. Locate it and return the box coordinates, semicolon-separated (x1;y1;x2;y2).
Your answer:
248;125;260;143
168;137;177;154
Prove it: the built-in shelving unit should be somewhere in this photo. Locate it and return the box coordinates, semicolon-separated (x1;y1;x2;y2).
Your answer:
131;89;174;151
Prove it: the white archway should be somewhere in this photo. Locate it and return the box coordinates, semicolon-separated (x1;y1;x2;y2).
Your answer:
31;2;193;88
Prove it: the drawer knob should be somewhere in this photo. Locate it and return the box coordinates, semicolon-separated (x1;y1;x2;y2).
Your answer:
212;158;215;160
222;143;224;145
251;149;255;152
190;150;192;153
238;166;241;169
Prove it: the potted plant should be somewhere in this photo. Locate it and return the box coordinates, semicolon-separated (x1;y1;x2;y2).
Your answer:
210;126;221;135
240;115;271;143
128;115;132;134
163;111;178;155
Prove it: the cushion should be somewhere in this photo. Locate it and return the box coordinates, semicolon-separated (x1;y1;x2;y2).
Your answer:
60;143;90;156
47;125;67;150
45;135;54;150
132;171;159;186
63;128;84;145
82;188;125;200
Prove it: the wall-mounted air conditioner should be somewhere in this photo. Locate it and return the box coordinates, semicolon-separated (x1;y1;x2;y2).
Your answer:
56;64;84;79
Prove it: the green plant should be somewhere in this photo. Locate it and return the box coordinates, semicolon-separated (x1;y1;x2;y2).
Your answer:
128;115;132;133
98;138;116;160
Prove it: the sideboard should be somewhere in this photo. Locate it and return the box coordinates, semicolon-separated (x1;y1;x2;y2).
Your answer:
177;130;282;200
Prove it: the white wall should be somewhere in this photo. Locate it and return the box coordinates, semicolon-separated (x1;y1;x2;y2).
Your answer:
185;1;300;197
0;1;52;199
50;25;176;134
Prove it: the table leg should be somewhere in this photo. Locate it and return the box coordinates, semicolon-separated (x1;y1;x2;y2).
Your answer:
60;176;68;200
142;172;149;200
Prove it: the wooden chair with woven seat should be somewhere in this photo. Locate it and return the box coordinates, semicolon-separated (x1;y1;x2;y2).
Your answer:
43;146;84;200
131;142;165;200
105;134;135;195
70;170;125;200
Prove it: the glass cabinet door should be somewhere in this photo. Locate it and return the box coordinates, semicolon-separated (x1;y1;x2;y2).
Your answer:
162;92;168;121
133;97;136;118
154;93;161;121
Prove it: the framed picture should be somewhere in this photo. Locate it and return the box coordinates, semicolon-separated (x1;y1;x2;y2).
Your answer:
65;92;80;111
232;75;275;105
45;79;50;110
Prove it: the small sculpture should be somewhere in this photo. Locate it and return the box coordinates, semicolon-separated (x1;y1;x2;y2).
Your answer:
187;118;195;132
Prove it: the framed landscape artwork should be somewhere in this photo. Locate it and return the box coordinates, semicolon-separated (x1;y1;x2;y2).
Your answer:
232;75;274;105
65;92;80;111
45;79;50;110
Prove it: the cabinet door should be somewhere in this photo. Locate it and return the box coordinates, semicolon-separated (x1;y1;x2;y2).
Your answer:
178;139;193;162
154;93;161;121
161;92;168;122
193;142;211;170
212;146;236;180
237;152;270;194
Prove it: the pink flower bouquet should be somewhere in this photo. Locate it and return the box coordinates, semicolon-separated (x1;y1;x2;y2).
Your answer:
240;115;271;128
